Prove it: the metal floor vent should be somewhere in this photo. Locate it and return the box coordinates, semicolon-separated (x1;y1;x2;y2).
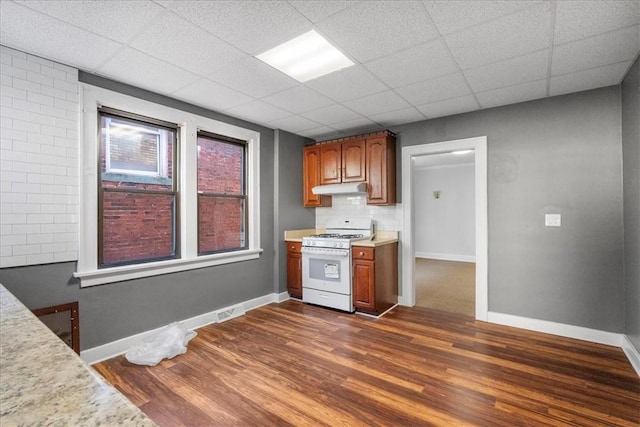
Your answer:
214;304;246;323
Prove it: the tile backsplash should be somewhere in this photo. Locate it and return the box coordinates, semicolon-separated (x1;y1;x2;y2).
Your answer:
315;195;403;232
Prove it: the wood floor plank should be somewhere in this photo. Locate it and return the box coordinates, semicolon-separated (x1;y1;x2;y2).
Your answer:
92;301;640;426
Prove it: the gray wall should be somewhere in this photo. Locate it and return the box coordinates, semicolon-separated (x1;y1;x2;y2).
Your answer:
274;130;315;294
622;57;640;351
391;87;625;333
0;74;277;350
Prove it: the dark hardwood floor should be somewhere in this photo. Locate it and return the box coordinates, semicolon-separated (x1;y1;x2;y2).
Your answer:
93;300;640;426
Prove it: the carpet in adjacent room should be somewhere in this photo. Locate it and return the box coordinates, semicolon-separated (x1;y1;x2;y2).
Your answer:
415;258;475;317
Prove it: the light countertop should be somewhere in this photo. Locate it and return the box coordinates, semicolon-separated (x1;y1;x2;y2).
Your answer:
0;285;156;427
284;229;398;247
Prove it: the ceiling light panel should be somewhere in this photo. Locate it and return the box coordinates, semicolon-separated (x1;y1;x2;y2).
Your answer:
256;30;354;82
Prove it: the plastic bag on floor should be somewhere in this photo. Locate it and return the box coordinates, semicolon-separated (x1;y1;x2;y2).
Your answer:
125;322;197;366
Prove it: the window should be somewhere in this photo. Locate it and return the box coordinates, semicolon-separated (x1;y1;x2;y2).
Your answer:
76;84;262;287
197;132;247;255
98;109;178;267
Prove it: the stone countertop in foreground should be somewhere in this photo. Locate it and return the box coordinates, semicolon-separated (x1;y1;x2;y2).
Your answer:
0;285;156;427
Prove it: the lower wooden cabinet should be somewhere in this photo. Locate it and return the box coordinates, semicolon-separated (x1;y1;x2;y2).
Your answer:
286;241;302;299
352;243;398;315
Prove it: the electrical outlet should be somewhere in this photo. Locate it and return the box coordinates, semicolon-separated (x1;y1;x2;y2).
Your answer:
545;214;561;227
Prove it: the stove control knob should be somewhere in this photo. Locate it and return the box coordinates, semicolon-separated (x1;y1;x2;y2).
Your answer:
333;242;338;248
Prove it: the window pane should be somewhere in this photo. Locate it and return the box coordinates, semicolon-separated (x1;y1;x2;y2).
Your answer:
101;192;176;266
197;136;244;194
101;115;175;189
198;196;246;254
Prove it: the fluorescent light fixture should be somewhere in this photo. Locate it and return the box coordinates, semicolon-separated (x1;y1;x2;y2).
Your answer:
256;30;354;82
451;150;473;155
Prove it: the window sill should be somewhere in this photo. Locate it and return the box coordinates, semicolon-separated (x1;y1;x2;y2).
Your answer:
74;249;263;287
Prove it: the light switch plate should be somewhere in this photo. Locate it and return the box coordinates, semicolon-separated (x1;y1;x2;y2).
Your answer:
545;214;561;227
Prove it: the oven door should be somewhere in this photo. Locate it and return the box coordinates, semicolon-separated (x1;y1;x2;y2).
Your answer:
301;247;351;295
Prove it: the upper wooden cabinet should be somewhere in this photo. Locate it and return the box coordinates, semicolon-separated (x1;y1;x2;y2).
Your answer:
303;145;331;207
341;139;366;182
304;130;396;206
366;134;396;205
319;139;366;184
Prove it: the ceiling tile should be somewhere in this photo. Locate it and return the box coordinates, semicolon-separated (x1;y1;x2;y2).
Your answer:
305;65;388;102
130;12;247;77
97;48;200;94
365;39;459;88
476;79;547;109
552;26;640;76
169;1;311;55
550;61;633;97
369;107;426;127
424;0;543;35
317;1;438;62
224;100;291;124
267;115;322;133
554;0;639;45
0;1;123;71
464;49;549;92
262;85;335;114
301;104;363;125
443;2;551;69
14;0;165;44
343;91;411;117
330;117;379;134
298;126;344;140
395;72;470;105
207;56;298;99
416;95;479;119
288;0;356;23
171;78;254;112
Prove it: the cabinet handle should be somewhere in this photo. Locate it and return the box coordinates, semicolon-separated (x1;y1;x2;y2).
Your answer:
359;252;364;257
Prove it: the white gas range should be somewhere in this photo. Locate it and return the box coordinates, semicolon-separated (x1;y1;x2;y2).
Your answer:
301;218;374;312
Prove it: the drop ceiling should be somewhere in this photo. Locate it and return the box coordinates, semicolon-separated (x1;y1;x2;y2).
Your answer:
1;1;638;141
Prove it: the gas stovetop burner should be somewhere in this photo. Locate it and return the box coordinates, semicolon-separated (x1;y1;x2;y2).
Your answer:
340;234;364;239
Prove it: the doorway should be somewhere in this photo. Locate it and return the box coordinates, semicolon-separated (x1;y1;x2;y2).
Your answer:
401;136;488;321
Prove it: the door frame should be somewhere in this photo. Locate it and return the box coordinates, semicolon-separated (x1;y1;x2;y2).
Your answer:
400;136;488;321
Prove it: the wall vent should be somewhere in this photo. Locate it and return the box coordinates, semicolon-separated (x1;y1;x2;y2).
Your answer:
213;304;246;323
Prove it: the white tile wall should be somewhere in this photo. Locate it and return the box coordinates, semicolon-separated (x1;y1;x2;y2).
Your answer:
315;195;403;232
1;46;78;267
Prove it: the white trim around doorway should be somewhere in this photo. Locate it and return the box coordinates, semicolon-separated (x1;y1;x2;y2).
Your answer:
400;136;488;321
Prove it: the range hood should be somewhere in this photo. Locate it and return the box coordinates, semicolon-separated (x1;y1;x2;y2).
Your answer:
312;182;367;195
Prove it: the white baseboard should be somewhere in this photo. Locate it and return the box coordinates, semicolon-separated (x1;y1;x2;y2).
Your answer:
275;291;290;303
487;311;624;347
81;292;284;365
415;252;476;263
622;335;640;377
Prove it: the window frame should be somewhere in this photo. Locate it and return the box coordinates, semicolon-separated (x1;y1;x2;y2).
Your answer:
196;131;248;256
75;84;262;287
98;107;180;268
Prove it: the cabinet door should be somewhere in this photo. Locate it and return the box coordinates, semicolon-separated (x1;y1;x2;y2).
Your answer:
366;136;395;205
320;142;342;184
353;259;375;312
286;251;302;299
303;146;331;207
342;139;366;182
